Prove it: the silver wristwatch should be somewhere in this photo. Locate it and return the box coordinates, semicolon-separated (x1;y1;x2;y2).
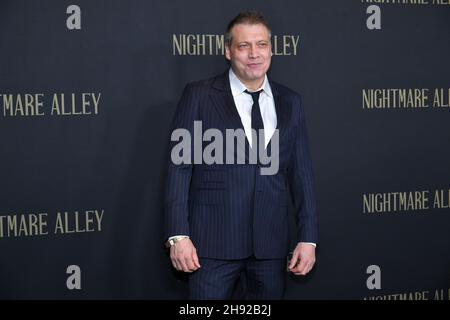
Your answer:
165;236;189;248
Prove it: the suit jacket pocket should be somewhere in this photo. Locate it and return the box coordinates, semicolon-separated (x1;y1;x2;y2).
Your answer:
197;169;226;190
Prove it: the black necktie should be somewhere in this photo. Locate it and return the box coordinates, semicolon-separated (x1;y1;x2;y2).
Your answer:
244;89;264;150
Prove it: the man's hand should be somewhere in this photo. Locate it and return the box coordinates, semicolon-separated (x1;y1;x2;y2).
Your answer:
170;238;201;273
288;242;316;276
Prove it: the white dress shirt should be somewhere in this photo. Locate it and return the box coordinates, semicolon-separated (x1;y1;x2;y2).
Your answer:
228;68;277;148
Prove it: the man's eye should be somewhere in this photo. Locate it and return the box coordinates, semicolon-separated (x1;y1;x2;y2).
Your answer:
258;42;268;47
238;44;249;49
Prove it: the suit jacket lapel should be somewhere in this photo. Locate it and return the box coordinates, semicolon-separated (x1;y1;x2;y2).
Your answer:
210;72;250;161
210;73;244;131
270;79;289;142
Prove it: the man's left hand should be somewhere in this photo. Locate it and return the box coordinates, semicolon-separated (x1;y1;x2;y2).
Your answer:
288;242;316;276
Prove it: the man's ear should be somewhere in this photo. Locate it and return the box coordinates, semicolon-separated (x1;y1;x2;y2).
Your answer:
225;45;231;61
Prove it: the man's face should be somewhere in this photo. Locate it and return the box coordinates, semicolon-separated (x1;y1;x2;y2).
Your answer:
225;23;272;87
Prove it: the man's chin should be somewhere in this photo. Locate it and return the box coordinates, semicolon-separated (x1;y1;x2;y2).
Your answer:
244;72;265;82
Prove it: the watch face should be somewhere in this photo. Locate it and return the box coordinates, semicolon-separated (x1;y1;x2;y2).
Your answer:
166;237;187;248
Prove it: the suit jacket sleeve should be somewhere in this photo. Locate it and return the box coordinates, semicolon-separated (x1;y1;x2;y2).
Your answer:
287;94;318;244
164;83;198;239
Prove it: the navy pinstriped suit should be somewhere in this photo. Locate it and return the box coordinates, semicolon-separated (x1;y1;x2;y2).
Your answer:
165;71;318;299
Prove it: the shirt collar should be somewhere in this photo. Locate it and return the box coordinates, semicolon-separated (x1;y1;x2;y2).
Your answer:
228;68;273;98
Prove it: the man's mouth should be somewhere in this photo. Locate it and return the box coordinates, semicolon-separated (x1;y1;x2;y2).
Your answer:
247;63;262;68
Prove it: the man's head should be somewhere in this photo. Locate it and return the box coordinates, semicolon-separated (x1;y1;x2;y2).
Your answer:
225;11;272;90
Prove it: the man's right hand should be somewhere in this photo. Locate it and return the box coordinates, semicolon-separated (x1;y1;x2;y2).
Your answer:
170;238;201;272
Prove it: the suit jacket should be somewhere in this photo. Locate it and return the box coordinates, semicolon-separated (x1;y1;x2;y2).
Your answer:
164;71;318;260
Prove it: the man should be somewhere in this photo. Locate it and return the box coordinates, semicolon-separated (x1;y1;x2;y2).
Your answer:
164;11;318;299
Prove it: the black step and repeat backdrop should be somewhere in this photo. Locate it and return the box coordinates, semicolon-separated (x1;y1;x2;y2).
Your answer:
0;0;449;299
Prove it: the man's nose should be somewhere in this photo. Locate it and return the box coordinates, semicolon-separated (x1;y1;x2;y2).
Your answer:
249;45;259;59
